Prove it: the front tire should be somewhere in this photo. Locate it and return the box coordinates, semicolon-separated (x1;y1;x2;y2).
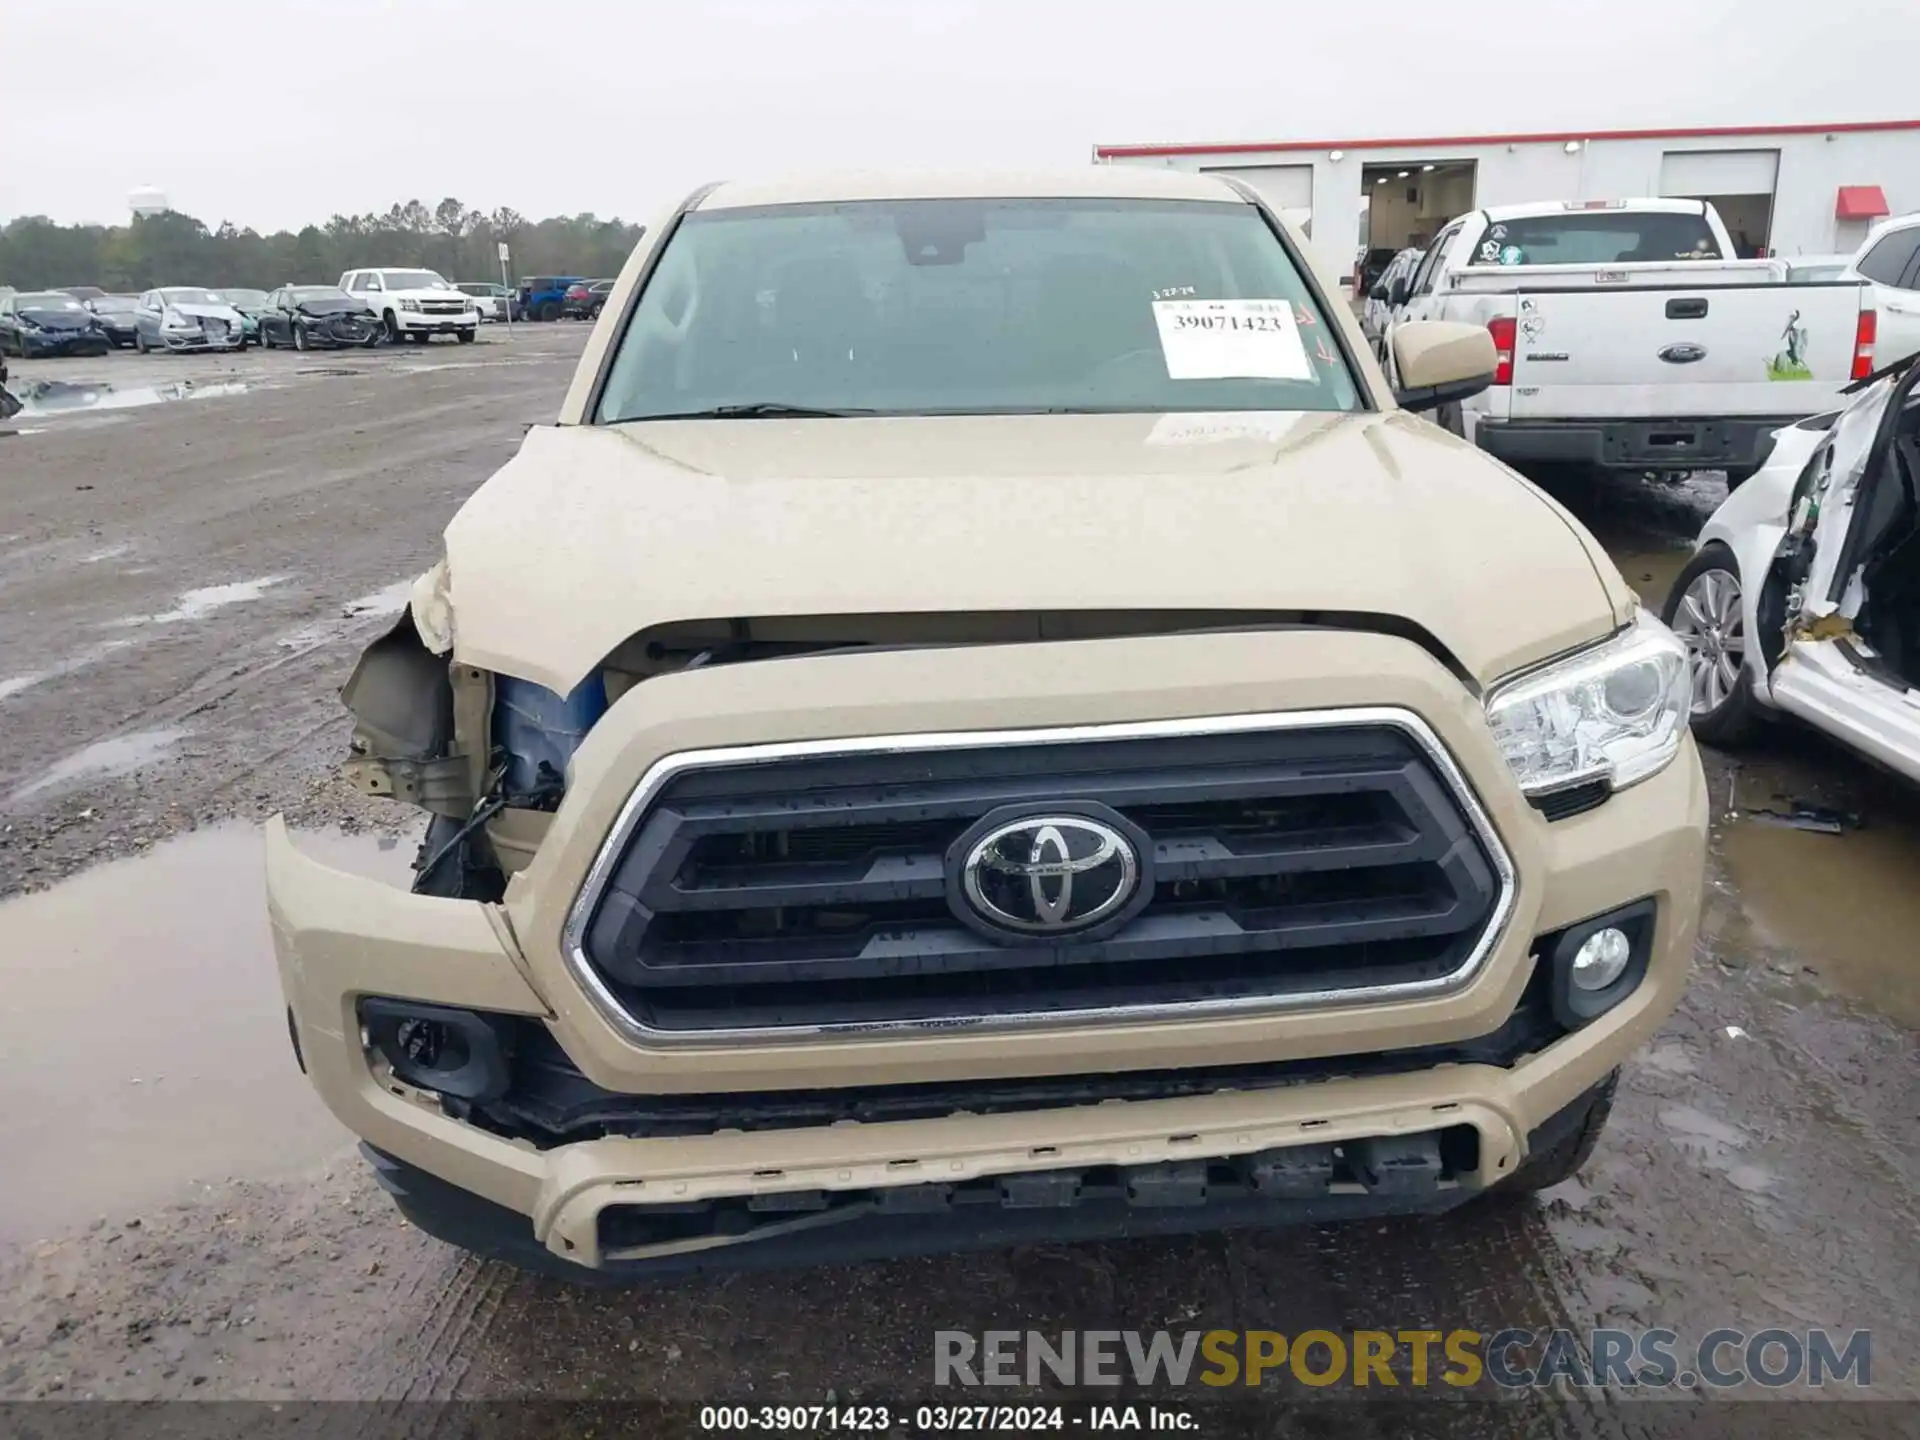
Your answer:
457;329;476;344
1662;543;1761;746
383;310;401;343
1499;1072;1618;1195
538;299;561;322
293;323;309;352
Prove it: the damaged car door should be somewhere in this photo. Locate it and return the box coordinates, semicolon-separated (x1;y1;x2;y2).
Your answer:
1767;358;1920;780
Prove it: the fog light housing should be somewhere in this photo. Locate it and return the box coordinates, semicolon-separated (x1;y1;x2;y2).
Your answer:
1543;899;1656;1029
359;999;513;1103
1570;927;1632;991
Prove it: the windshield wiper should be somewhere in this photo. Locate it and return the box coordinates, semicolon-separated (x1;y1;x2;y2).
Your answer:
616;402;881;421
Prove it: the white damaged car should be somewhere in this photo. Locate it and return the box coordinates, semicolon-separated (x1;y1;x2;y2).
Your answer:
132;287;249;353
1662;352;1920;780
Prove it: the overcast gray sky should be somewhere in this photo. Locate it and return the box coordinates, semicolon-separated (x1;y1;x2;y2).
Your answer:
8;0;1916;233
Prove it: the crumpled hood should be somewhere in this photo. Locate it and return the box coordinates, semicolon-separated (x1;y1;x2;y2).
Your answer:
20;307;94;331
441;410;1633;695
170;302;242;323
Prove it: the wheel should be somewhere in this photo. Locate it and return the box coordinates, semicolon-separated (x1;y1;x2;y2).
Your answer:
1662;542;1761;746
538;300;560;322
134;331;148;354
293;323;308;352
360;334;378;349
457;329;476;344
1498;1071;1618;1195
260;325;274;350
590;302;604;320
383;310;401;343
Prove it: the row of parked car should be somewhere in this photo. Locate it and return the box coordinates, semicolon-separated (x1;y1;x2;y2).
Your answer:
0;267;622;358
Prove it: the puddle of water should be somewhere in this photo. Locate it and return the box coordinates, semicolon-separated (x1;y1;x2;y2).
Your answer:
1712;802;1920;1030
275;577;414;650
0;824;411;1244
111;574;287;628
9;726;186;801
15;377;250;418
0;639;137;706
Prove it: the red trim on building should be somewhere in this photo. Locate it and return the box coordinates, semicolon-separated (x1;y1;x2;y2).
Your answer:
1095;118;1920;161
1836;184;1891;220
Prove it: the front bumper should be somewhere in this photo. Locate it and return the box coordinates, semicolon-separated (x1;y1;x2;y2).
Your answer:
20;331;110;357
157;328;242;351
268;628;1708;1273
1474;416;1804;472
395;311;477;333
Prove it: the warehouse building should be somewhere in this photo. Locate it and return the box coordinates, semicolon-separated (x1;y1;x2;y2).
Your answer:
1094;119;1920;284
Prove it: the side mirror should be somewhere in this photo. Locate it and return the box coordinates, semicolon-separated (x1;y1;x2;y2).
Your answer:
1391;321;1496;413
1388;278;1411;308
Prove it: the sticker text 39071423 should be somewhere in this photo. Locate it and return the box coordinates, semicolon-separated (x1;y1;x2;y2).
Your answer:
1151;299;1313;382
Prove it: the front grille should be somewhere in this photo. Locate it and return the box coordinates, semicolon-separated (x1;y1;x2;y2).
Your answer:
472;970;1563;1147
419;300;466;315
568;712;1512;1038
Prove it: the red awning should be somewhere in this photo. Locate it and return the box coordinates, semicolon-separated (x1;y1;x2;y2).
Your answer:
1836;185;1891;220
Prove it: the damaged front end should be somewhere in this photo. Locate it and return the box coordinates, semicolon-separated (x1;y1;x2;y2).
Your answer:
341;560;598;900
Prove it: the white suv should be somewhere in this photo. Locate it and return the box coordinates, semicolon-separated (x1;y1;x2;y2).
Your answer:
1846;213;1920;371
339;268;478;344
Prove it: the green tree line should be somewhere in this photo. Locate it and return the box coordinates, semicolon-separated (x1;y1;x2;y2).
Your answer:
0;199;647;293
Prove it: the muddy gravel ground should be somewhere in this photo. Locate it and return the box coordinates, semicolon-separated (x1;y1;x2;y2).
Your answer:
2;339;1917;1432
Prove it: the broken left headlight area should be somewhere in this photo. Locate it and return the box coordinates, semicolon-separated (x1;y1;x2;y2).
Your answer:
339;596;606;900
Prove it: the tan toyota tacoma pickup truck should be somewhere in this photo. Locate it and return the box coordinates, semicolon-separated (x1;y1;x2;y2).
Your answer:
266;169;1708;1282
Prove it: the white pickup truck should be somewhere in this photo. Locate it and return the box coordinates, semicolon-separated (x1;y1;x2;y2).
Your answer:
1385;199;1877;484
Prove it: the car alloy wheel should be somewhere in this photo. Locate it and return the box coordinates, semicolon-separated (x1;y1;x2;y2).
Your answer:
294;324;308;352
1670;565;1745;717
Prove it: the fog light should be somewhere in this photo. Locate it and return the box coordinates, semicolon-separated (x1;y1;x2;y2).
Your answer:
1544;899;1656;1030
1570;927;1632;991
359;999;512;1102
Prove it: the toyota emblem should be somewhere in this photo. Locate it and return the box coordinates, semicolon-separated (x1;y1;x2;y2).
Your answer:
952;810;1145;937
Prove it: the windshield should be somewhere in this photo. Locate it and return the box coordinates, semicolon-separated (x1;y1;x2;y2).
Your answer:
1468;210;1724;266
380;270;450;290
90;295;138;312
290;286;354;303
161;288;224;305
456;284;497;296
595;197;1359;421
220;288;268;307
19;293;85;310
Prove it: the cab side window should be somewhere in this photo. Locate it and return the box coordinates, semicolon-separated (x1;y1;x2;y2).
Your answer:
1856;227;1920;289
1409;223;1462;297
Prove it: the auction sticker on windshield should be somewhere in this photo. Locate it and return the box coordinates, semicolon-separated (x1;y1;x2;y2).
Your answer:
1151;299;1312;381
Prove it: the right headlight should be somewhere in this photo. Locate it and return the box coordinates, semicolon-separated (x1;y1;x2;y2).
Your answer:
1484;610;1690;797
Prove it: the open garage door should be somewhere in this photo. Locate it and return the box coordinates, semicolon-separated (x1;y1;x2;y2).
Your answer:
1660;149;1779;257
1358;160;1476;292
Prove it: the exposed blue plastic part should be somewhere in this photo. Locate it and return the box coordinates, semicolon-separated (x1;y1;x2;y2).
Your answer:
492;673;608;797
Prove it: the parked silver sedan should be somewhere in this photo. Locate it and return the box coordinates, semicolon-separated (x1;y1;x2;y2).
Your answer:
133;287;249;353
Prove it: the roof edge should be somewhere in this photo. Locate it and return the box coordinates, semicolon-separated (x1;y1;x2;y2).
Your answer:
1095;118;1920;160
